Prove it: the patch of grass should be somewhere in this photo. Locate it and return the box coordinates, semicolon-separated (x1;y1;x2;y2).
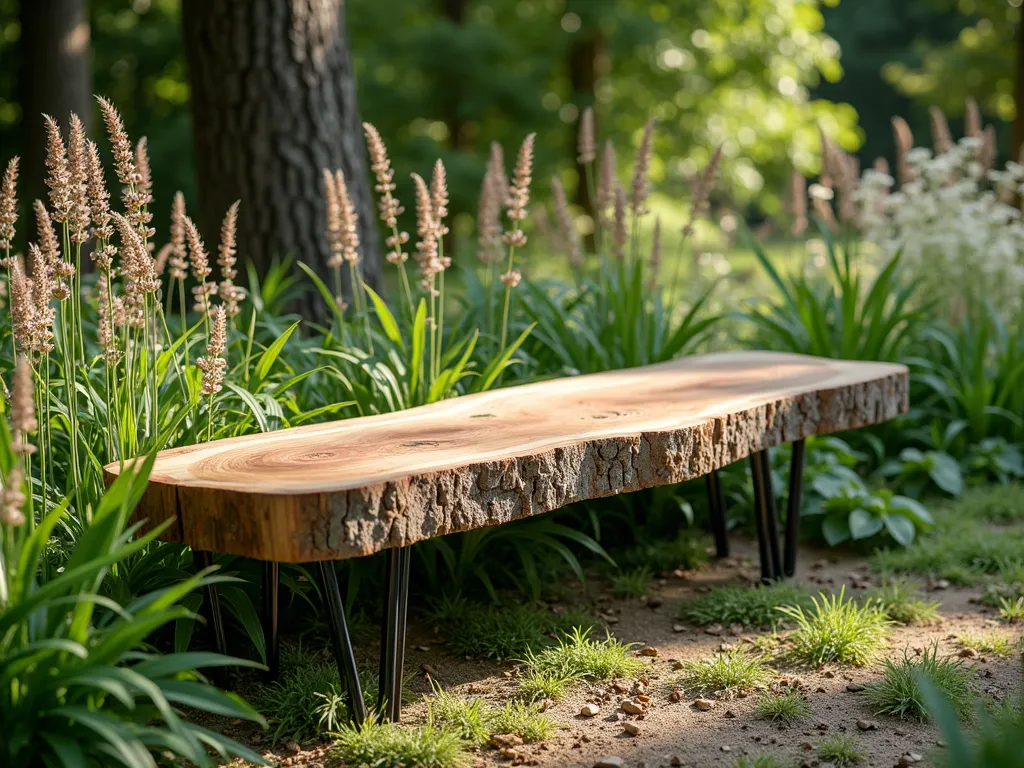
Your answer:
748;632;783;656
517;627;646;700
980;559;1024;608
618;533;709;572
862;644;974;722
523;627;646;681
517;669;575;702
678;648;773;699
425;687;492;745
681;582;813;628
754;689;812;725
816;734;864;766
332;720;470;768
610;566;653;598
779;587;891;667
428;595;592;661
872;523;1024;586
733;755;794;768
865;578;941;625
951;484;1024;524
253;658;377;744
999;596;1024;623
490;700;557;742
959;630;1021;657
425;687;555;745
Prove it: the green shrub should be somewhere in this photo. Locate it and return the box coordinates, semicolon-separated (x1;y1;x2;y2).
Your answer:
681;582;813;628
817;733;865;766
678;648;773;699
332;720;471;768
863;645;974;722
866;579;941;625
779;587;891;666
755;689;812;724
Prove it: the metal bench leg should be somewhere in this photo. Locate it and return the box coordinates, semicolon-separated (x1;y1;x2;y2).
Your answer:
784;439;806;577
263;561;280;680
192;550;228;656
319;561;367;726
378;546;411;722
758;450;783;578
705;469;729;558
748;453;775;584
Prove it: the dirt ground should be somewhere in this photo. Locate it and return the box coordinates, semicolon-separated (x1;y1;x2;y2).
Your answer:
238;537;1023;768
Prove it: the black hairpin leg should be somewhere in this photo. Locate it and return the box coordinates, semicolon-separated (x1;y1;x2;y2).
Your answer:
320;561;367;726
749;453;775;584
263;561;280;680
378;546;411;722
192;550;228;655
705;470;729;558
758;450;783;578
784;439;806;578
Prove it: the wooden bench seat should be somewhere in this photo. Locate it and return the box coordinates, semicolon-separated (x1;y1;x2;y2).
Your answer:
105;350;908;723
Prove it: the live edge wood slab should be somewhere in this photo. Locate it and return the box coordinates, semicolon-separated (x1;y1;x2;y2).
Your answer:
104;351;908;563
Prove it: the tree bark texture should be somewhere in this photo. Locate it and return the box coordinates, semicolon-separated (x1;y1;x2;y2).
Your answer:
20;0;93;216
181;0;380;298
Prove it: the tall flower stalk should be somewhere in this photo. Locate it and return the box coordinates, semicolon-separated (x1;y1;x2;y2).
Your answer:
499;133;535;355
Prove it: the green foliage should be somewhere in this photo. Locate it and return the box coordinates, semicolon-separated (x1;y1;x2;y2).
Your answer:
425;685;555;745
616;532;708;572
610;566;652;597
678;648;772;699
519;627;645;697
912;307;1024;448
816;734;865;766
863;644;974;722
746;237;925;363
779;587;891;667
809;470;934;547
0;451;267;768
872;520;1024;586
332;720;471;768
958;631;1020;658
998;597;1024;624
681;582;813;629
865;579;941;625
427;596;592;661
920;674;1024;768
955;485;1024;524
754;689;813;725
517;669;575;702
252;656;377;744
878;448;964;498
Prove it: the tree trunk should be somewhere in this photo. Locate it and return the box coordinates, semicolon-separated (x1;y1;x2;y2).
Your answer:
20;0;93;216
181;0;380;305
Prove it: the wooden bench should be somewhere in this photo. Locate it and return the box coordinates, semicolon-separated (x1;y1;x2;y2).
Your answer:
105;350;908;723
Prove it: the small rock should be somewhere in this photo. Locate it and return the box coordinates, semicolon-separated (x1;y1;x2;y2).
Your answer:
623;722;641;736
286;742;301;755
897;753;923;766
580;703;601;717
936;740;947;747
719;643;736;652
846;683;865;692
671;758;683;767
673;624;686;632
856;720;878;731
639;646;659;657
635;694;651;703
935;579;951;589
621;700;645;715
646;597;664;609
491;734;524;749
823;670;836;679
594;757;625;768
720;745;732;753
671;661;685;671
958;647;978;659
670;688;684;702
421;664;439;677
694;698;717;711
724;710;737;719
729;623;744;636
416;645;430;652
705;624;724;636
499;747;521;760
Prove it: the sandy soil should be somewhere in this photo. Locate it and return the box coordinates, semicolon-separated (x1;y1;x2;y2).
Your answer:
234;538;1022;768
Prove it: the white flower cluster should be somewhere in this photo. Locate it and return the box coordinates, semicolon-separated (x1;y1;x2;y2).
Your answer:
852;137;1024;319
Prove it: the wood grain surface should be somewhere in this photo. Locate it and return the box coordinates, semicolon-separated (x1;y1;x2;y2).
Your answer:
105;351;909;562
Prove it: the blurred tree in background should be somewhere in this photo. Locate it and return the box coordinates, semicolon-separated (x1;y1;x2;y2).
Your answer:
0;0;1019;262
